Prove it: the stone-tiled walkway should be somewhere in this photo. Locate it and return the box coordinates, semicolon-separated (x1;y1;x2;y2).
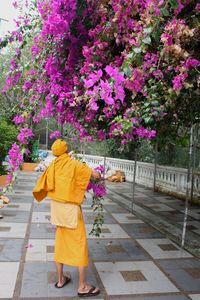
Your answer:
0;171;200;299
106;181;200;258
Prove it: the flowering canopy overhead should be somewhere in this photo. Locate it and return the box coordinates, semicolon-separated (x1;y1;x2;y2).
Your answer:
1;0;200;147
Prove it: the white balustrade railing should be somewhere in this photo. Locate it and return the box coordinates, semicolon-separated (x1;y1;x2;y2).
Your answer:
81;154;200;200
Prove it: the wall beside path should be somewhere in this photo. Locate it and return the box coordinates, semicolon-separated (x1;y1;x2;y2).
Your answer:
81;154;200;202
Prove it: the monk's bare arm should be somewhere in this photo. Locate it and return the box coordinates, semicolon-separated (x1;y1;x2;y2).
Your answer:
91;170;101;179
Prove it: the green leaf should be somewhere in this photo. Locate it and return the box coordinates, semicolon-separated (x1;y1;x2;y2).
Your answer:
127;53;134;59
152;31;160;43
144;116;152;123
136;54;142;65
133;47;142;54
151;101;159;106
142;36;151;45
148;79;154;85
124;66;132;77
144;27;152;34
160;7;170;16
169;0;179;9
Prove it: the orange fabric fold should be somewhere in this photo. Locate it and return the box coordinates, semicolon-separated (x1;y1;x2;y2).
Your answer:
32;153;92;205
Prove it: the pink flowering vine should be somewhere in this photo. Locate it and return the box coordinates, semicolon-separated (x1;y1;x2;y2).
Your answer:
7;143;23;183
0;0;199;189
17;128;34;144
49;130;61;139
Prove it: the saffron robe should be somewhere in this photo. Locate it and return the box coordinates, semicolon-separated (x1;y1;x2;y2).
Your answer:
51;200;78;228
54;206;89;267
32;153;92;267
32;153;92;205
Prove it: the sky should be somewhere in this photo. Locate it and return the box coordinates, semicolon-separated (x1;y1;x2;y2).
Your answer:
0;0;21;36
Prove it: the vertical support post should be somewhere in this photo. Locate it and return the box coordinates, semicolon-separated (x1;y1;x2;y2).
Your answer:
131;149;137;214
153;140;158;191
103;156;106;177
45;118;49;150
60;124;64;138
190;123;197;204
83;140;86;161
181;125;193;248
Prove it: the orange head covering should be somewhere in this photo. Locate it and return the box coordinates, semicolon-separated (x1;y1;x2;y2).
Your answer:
51;139;68;156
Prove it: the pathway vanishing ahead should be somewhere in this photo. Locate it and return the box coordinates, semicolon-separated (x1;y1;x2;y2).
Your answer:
0;171;200;300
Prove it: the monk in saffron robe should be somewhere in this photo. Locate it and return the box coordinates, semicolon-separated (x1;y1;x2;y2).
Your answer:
33;139;100;297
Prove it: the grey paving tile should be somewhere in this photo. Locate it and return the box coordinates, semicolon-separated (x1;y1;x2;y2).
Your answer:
103;204;128;213
121;223;164;239
33;203;50;212
20;262;99;298
4;203;31;212
157;258;200;269
136;239;192;259
157;259;200;292
189;294;200;300
159;212;193;222
84;212;117;224
20;262;48;297
88;239;150;261
13;186;35;191
111;295;188;300
95;261;178;295
0;239;24;261
86;223;130;239
1;210;30;223
135;198;161;204
7;191;33;197
29;223;56;239
0;262;20;298
5;195;33;203
0;222;27;238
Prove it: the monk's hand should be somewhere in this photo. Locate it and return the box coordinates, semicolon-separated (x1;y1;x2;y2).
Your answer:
91;170;101;180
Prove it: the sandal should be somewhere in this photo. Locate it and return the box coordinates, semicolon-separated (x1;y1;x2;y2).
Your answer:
55;276;71;288
78;285;100;297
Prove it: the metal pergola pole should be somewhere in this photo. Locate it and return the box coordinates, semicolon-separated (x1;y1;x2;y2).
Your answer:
131;149;137;214
60;124;64;138
103;156;106;176
45;118;49;149
190;123;197;204
153;140;158;192
181;125;194;248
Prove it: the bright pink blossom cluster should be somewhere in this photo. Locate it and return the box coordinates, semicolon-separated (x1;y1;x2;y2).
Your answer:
87;165;106;197
17;128;34;144
7;143;23;182
49;130;61;139
13;115;25;124
1;0;199;159
87;181;107;197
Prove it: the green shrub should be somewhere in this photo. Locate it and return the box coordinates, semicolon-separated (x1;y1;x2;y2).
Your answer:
0;119;18;175
23;139;39;163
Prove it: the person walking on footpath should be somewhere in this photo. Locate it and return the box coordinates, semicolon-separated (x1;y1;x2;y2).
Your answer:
33;139;100;297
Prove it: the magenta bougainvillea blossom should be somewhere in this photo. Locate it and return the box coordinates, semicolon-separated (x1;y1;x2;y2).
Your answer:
7;143;23;182
49;130;61;139
17;128;34;144
87;181;107;197
1;0;199;185
87;165;106;197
